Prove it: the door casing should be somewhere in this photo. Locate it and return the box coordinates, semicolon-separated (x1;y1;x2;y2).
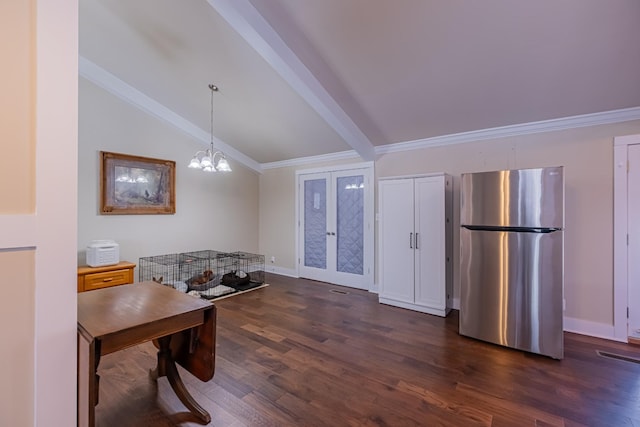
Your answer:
613;134;640;342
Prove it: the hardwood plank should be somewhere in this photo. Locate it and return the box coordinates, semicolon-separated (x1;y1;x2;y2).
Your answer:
94;274;640;426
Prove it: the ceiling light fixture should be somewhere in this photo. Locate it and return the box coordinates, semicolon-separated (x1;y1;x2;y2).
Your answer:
188;84;232;173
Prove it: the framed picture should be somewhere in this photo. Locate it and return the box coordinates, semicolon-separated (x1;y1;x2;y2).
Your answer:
100;151;176;215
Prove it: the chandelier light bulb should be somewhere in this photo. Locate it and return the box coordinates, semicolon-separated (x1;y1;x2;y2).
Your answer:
216;157;232;172
188;157;201;168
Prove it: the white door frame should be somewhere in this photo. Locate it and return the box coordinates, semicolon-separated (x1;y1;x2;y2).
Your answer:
613;134;640;342
295;162;374;290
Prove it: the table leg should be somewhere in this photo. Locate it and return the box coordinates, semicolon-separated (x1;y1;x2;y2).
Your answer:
156;335;211;424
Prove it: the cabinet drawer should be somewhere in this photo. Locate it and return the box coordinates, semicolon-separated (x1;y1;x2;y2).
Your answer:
83;269;131;291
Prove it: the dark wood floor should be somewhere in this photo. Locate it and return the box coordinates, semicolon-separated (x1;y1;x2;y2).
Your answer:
95;274;640;426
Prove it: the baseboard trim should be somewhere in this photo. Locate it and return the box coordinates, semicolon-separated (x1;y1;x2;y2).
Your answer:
563;316;625;342
266;266;298;278
378;297;448;318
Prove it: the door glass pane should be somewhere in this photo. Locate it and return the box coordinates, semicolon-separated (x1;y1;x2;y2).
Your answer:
304;179;326;269
336;175;364;275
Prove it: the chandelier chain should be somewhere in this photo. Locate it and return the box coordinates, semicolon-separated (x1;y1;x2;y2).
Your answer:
209;84;218;151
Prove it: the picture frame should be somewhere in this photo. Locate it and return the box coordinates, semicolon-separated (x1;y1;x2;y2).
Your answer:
100;151;176;215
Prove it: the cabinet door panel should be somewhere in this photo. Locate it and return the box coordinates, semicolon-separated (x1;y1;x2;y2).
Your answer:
414;176;446;310
379;179;415;303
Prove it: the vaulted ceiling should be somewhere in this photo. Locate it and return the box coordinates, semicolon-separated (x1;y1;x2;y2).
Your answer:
80;0;640;172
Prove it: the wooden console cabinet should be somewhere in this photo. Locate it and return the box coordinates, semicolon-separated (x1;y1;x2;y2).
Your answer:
77;261;136;292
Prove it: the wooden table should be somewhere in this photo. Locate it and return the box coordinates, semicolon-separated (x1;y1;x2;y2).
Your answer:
77;281;216;426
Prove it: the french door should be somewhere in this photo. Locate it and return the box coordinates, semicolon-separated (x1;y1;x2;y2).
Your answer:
297;164;373;290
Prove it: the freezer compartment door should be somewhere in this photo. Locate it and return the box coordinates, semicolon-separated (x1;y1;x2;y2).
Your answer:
459;227;564;359
460;167;564;229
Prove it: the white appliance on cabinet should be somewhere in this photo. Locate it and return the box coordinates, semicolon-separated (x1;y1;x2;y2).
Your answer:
378;173;453;317
86;239;120;267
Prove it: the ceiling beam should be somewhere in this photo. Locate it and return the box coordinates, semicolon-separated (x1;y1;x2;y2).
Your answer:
208;0;376;162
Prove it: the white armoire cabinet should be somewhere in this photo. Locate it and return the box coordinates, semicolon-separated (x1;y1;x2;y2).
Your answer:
378;173;452;317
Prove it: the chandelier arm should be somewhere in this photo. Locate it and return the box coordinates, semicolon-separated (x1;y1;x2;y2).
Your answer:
211;150;223;162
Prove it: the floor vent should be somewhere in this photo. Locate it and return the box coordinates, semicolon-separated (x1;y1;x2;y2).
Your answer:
330;289;349;295
596;350;640;365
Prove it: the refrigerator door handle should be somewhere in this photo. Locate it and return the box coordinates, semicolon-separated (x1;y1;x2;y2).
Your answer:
415;233;419;249
461;225;561;233
409;232;413;249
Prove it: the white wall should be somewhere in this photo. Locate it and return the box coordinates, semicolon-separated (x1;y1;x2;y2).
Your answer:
259;120;640;338
78;79;259;277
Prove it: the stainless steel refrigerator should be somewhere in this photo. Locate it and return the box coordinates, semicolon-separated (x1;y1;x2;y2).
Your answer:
459;166;564;359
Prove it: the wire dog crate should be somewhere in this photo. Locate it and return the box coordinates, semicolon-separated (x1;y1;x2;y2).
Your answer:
138;252;223;295
219;251;265;290
138;250;265;299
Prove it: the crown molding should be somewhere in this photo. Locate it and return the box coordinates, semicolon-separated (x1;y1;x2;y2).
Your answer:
79;56;263;174
375;107;640;155
260;106;640;169
261;150;360;170
80;55;640;172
